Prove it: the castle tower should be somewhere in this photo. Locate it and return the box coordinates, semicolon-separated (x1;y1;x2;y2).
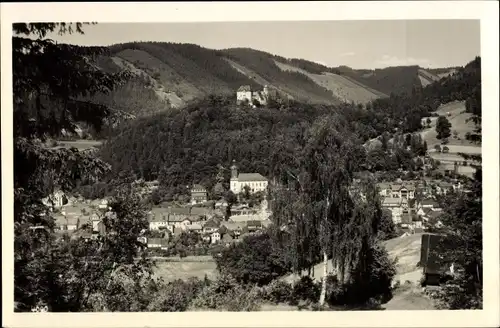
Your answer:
230;160;238;180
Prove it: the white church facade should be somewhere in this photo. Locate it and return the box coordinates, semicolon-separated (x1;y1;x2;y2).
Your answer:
229;160;269;194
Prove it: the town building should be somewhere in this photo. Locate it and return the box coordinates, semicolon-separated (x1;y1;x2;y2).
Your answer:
190;184;208;205
229;160;269;194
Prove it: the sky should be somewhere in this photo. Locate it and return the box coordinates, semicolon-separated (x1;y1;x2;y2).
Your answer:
44;20;480;70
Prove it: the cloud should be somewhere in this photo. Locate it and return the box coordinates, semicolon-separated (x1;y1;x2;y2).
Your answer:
375;55;434;68
339;52;356;57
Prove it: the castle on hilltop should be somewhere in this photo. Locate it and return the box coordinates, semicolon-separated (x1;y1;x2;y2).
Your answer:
236;85;277;106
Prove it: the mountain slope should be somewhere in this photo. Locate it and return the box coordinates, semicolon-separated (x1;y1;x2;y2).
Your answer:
273;60;386;103
83;42;470;119
334;65;423;96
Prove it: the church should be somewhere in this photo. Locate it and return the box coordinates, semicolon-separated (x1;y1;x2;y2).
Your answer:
229;160;269;194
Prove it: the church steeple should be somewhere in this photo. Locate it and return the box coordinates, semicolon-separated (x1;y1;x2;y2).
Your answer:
230;160;238;179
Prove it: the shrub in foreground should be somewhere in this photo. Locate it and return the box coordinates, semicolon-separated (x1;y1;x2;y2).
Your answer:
190;274;261;311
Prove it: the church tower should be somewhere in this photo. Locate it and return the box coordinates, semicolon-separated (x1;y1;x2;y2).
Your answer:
230;160;238;180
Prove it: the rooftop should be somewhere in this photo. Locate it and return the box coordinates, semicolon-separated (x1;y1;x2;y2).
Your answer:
237;85;252;92
236;173;268;182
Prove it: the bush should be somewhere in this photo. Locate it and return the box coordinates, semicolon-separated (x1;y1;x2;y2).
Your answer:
214;232;291;286
261;280;293;304
190;273;261;311
442;146;450;153
147;278;204;312
291;276;320;304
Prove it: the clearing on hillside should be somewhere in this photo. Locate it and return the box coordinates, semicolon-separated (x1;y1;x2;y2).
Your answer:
419;101;479;148
418;69;440;87
273;60;385;104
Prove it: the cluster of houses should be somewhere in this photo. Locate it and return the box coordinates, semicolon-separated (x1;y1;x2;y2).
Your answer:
146;195;272;248
377;178;463;233
46;196;111;240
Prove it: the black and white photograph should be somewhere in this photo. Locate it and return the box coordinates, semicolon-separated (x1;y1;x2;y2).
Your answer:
1;1;499;327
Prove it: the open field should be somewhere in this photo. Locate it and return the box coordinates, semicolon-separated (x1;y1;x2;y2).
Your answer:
153;259;217;282
273;60;385;104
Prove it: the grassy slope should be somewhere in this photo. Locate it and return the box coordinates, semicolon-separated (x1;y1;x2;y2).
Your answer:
273;60;384;104
418;69;441;87
420;101;480;149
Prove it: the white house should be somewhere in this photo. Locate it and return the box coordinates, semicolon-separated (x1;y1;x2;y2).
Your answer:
229;160;268;194
211;231;221;244
149;216;169;231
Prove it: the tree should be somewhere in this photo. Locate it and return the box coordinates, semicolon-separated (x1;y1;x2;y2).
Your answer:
442;146;450;153
12;23;148;312
214;232;291;285
432;162;482;309
270;116;393;306
436;116;452;140
426;117;432;126
434;145;442;153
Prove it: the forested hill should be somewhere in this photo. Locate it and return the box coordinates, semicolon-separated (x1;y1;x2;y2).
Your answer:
96;96;386;196
84;42;458;118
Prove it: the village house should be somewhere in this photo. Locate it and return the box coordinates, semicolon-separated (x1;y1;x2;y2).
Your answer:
203;219;220;234
417;199;442;212
147;238;169;250
222;222;243;238
246;220;263;232
229;160;269;194
419;233;456;286
186;223;203;234
190;207;214;221
42;190;70;209
54;214;80;231
190;184;208;205
378;182;416;199
211;231;221;244
381;197;410;224
149;215;169;231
